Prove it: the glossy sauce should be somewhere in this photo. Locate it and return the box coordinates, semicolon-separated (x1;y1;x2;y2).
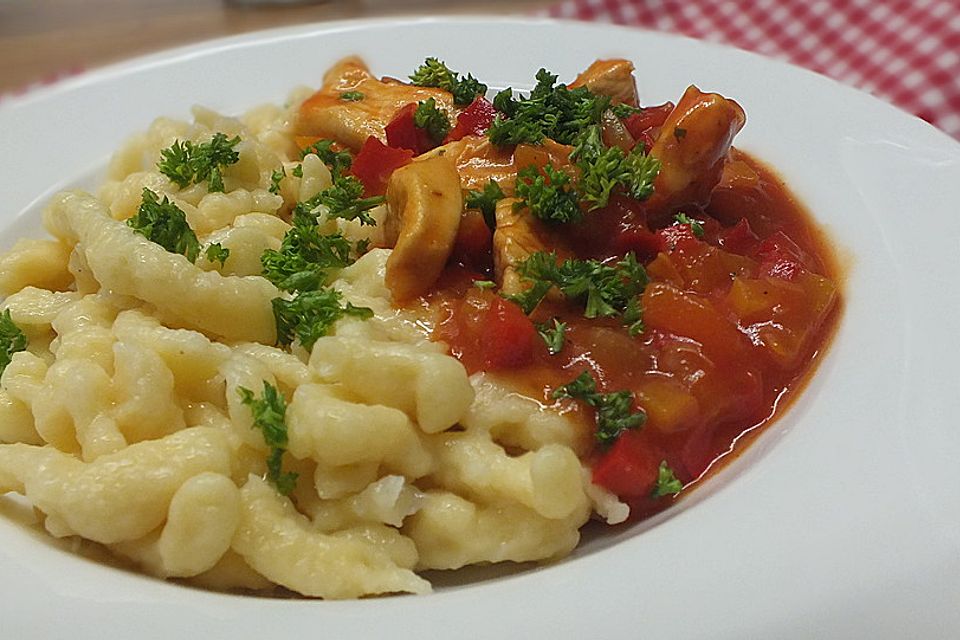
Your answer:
429;148;841;521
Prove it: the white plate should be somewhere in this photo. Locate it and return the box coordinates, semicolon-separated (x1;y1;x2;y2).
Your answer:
2;16;960;640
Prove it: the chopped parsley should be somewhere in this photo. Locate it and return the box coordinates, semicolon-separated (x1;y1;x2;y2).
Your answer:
464;179;505;228
261;185;374;348
300;139;353;178
409;57;487;106
292;164;304;178
514;165;583;224
674;212;705;239
572;125;660;210
157;132;241;192
293;175;384;227
652;461;683;497
488;69;610;146
204;243;230;267
552;371;646;445
506;251;648;335
268;167;286;195
0;309;28;375
340;91;364;101
413;98;451;145
272;288;373;350
237;382;298;496
260;209;356;293
535;318;567;355
127;188;201;262
611;103;643;118
473;280;496;290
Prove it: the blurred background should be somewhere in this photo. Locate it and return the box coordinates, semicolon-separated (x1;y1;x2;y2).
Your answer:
2;0;957;138
0;0;553;93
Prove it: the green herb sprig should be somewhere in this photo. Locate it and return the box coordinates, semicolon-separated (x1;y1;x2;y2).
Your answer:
572;125;660;210
127;188;201;262
488;69;610;146
514;165;583;224
409;58;487;106
237;382;298;496
506;251;648;335
204;243;230;267
552;371;646;445
535;318;567;355
0;309;28;375
464;179;505;228
674;212;705;239
652;461;683;497
300;139;353;178
158;133;241;192
413;98;451;145
272;288;373;350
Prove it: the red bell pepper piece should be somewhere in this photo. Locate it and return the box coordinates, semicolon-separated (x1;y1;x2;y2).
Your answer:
719;217;760;255
385;103;437;155
349;136;414;196
481;296;538;370
445;96;497;142
592;431;661;498
756;231;806;281
656;222;700;253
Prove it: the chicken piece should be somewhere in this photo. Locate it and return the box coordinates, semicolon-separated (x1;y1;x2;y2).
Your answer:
492;198;549;295
419;136;518;193
297;57;455;151
383;156;463;302
645;85;746;222
570;59;640;107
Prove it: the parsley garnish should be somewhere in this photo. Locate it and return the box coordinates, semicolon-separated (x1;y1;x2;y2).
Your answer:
652;461;683;497
674;213;705;239
260;209;355;293
515;165;583;224
409;57;487;106
340;91;364;101
300;139;353;178
473;280;496;290
295;175;384;226
205;243;230;267
506;251;648;333
611;103;643;118
552;371;646;445
292;164;304;178
413;98;451;145
464;179;505;228
0;309;28;375
261;192;374;347
237;382;298;496
535;318;567;355
272;288;373;350
157;132;241;192
488;69;610;146
572;125;660;210
268;167;285;195
127;188;201;262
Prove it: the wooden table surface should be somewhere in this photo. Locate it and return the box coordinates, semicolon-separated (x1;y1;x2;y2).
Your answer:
0;0;552;94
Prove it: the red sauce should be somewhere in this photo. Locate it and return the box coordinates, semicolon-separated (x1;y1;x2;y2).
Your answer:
428;149;841;521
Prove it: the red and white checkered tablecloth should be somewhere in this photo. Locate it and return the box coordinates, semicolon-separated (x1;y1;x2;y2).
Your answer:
537;0;960;139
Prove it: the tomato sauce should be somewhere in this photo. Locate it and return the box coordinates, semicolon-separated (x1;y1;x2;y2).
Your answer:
428;149;841;521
